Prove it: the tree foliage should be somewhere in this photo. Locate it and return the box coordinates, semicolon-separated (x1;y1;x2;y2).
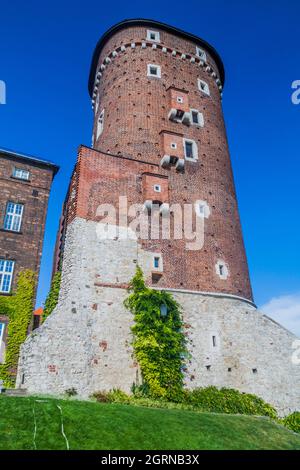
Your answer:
42;271;61;323
124;267;187;401
0;270;36;387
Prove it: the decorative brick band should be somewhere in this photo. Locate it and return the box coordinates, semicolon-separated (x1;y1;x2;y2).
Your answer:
91;41;223;108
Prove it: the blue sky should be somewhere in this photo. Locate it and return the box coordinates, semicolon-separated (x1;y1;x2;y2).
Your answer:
0;1;299;332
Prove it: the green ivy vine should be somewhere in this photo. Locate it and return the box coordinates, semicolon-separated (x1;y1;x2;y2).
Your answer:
42;271;61;323
0;270;36;387
124;267;188;401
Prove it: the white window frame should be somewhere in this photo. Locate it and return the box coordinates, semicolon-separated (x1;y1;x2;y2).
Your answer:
147;30;160;42
183;138;198;161
177;96;184;104
198;79;210;96
0;259;15;293
96;109;105;140
4;202;24;232
147;64;161;78
13;167;30;181
153;254;163;271
190;109;204;127
196;47;207;61
154;184;161;193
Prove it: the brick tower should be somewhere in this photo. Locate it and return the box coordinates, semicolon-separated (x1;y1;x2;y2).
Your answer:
17;20;300;414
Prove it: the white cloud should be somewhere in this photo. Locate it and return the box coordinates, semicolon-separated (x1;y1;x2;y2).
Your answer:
260;293;300;337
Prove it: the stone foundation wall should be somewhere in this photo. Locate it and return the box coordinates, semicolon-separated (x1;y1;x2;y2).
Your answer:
17;218;300;415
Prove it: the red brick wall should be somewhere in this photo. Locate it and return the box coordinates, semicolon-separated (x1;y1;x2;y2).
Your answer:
65;145;253;300
0;154;55;294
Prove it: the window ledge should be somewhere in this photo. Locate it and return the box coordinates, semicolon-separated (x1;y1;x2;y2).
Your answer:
10;176;31;183
0;229;23;235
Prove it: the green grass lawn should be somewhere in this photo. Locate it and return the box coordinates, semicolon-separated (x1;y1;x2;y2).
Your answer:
0;395;299;450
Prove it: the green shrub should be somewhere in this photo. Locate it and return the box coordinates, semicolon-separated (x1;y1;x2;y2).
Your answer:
183;386;277;419
42;271;61;323
65;387;77;397
93;389;130;404
124;267;187;402
282;412;300;433
0;270;36;387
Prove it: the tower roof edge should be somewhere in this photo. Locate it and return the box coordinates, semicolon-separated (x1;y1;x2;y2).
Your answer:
88;18;225;97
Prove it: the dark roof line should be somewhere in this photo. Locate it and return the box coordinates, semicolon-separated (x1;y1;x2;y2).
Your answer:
0;147;59;175
88;18;225;97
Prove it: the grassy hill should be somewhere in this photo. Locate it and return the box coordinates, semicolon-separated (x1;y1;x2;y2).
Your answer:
0;395;299;450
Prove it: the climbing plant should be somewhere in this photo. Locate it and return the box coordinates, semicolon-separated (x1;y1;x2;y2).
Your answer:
124;267;187;401
0;270;36;387
42;271;61;323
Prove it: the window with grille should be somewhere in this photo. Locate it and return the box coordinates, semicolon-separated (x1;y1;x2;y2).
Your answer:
13;167;29;180
4;202;24;232
0;259;15;293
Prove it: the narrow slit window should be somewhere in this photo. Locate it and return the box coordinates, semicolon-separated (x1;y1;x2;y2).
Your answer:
212;336;217;347
154;257;160;269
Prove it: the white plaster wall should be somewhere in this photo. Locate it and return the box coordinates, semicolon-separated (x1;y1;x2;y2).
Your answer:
17;217;300;415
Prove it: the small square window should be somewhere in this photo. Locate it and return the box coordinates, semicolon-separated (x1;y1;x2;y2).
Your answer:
171;142;177;149
198;79;210;96
196;47;207;61
13;168;29;180
177;96;183;104
147;30;160;42
154;184;161;192
147;64;161;78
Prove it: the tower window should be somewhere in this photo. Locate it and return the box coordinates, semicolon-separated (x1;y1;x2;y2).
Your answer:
198;79;210;96
147;64;161;78
12;167;29;181
147;30;160;42
96;109;104;139
154;257;160;268
171;142;177;149
190;109;204;127
177;96;183;103
0;259;15;293
196;47;207;61
183;139;198;161
154;184;161;192
4;202;24;232
215;260;229;280
212;336;217;347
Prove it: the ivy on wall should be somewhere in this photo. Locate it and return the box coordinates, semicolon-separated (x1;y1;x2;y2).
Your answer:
124;267;188;401
42;271;61;323
0;270;36;387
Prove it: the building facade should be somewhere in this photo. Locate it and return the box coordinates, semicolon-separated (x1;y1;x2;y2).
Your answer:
17;20;300;414
0;148;58;362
